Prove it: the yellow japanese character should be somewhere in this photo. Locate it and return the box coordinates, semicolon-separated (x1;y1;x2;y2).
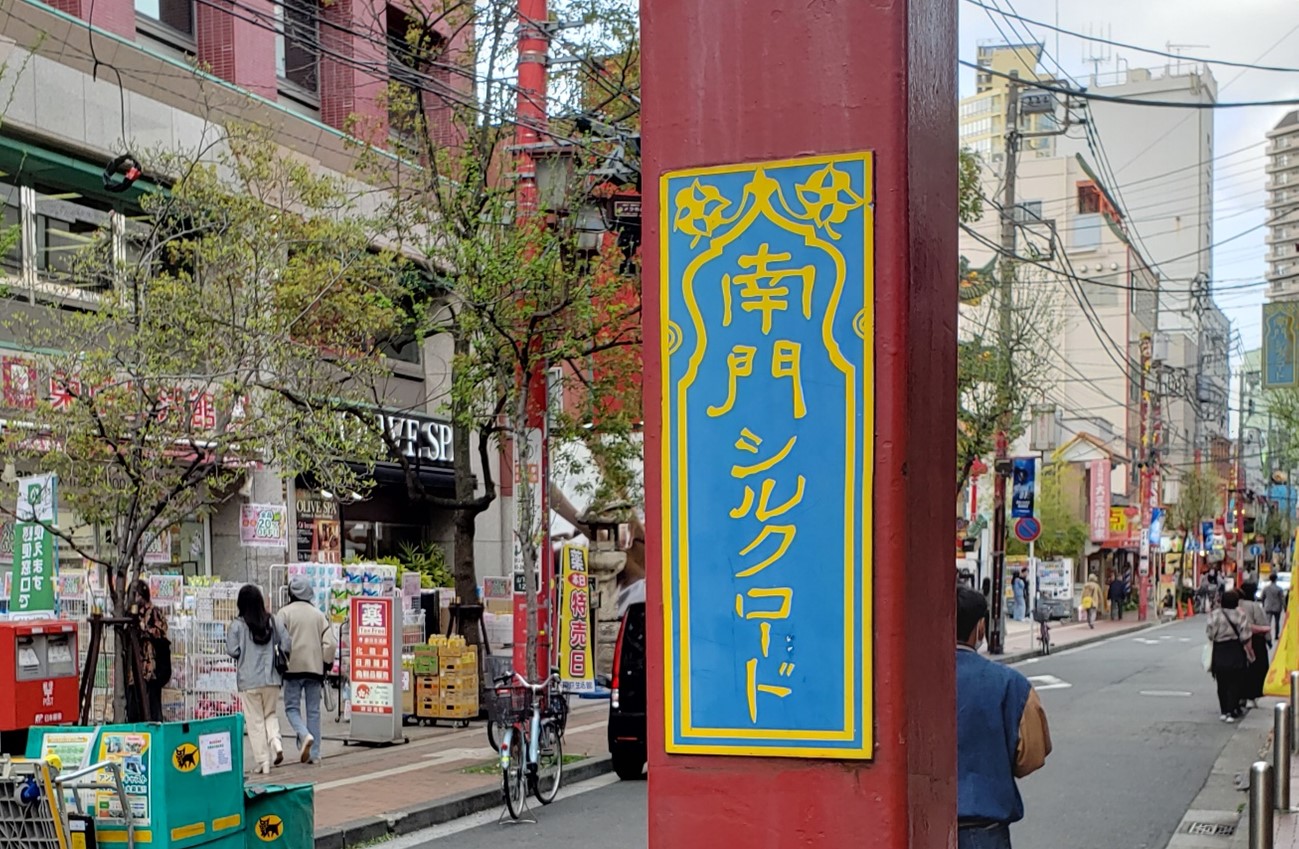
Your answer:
722;244;815;335
731;435;797;479
771;340;806;419
729;476;806;521
745;657;793;723
736;525;796;578
707;346;757;418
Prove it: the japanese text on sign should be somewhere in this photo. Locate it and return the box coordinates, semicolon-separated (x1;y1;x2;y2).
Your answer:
559;544;595;692
662;153;874;759
349;597;394;715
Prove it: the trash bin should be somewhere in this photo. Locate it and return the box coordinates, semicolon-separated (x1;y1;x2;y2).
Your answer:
243;783;313;847
28;715;246;848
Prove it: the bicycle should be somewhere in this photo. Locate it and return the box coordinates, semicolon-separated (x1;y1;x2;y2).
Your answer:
487;675;569;752
1032;606;1052;656
493;670;564;819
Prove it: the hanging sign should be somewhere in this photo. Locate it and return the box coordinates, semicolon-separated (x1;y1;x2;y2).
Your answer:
558;544;595;693
8;473;57;617
1011;457;1037;519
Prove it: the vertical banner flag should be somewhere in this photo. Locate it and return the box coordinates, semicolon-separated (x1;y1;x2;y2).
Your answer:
1264;302;1299;389
558;543;595;693
1089;460;1110;543
662;153;874;758
8;473;57;616
1011;457;1037;519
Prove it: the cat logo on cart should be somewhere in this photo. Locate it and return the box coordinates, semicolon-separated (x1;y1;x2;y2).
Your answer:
256;815;285;841
172;742;199;772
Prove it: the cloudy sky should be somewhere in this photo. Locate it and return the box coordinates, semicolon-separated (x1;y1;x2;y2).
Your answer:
960;0;1299;355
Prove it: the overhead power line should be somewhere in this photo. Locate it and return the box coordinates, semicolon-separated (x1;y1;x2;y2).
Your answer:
959;60;1299;108
964;0;1299;75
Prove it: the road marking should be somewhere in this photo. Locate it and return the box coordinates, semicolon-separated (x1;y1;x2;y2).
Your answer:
1133;637;1162;645
380;773;622;845
1027;674;1071;691
1178;638;1191;642
1140;690;1193;697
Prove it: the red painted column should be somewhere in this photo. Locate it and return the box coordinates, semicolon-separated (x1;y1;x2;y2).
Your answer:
640;2;957;847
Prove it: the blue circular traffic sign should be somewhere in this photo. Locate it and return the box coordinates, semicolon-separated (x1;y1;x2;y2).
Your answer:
1014;517;1042;543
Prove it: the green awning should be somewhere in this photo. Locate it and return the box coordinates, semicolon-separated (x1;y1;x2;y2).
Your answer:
0;133;162;208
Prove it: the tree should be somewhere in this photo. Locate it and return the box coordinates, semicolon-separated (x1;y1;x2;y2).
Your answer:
1006;462;1089;562
0;127;409;710
1169;466;1222;537
352;0;644;673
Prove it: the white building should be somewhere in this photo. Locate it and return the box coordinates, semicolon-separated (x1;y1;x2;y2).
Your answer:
1266;111;1299;299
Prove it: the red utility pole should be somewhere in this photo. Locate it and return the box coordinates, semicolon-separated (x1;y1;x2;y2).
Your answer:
511;0;554;681
1137;334;1152;621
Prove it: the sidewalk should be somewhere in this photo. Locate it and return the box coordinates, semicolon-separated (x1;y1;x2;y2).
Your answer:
988;613;1164;663
239;699;612;848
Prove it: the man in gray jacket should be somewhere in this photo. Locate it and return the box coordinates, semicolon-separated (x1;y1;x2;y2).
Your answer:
1262;573;1287;640
276;576;338;763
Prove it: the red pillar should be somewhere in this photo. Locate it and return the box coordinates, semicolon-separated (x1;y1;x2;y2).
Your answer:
640;2;957;847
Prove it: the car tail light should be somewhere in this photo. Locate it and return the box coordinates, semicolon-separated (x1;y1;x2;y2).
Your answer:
611;613;627;710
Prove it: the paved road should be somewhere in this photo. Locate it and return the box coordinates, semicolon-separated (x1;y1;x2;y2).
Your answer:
411;618;1239;848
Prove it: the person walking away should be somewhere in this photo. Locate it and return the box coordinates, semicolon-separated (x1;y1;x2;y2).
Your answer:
1206;590;1253;722
1108;575;1126;621
1081;574;1103;629
1262;573;1286;640
956;586;1052;849
126;580;169;722
277;576;337;764
1011;571;1027;621
1238;581;1273;709
227;585;289;775
1197;576;1213;614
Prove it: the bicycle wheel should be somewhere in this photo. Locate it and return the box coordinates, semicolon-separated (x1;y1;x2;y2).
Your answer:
532;722;563;805
502;730;527;819
487;719;505;752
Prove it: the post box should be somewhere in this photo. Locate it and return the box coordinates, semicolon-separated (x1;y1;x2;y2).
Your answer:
0;619;79;730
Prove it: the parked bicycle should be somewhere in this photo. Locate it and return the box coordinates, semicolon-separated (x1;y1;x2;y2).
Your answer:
492;670;565;819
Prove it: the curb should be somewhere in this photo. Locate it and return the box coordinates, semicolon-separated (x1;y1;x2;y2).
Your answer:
996;619;1161;665
312;754;614;848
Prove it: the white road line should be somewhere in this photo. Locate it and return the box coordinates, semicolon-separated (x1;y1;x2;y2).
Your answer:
1026;674;1071;691
378;773;623;846
1140;690;1192;697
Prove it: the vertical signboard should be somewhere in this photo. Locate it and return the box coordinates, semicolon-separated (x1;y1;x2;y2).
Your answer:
1264;302;1299;389
348;596;403;744
1089;460;1110;543
8;473;57;617
558;543;594;693
1010;457;1037;519
662;153;874;758
295;490;341;563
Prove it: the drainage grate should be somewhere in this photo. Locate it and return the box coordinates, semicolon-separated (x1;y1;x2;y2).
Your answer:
1185;822;1237;837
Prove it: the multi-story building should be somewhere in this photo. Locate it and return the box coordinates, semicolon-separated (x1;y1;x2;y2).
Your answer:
0;0;512;590
1266;111;1299;299
959;43;1058;163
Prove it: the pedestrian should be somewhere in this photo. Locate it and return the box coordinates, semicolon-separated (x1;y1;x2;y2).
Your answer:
1238;581;1273;709
226;585;289;775
277;575;338;764
1206;589;1253;723
125;579;169;723
1160;589;1177;620
1011;571;1027;621
1261;573;1286;640
1108;574;1126;621
1196;575;1213;614
956;586;1052;849
1081;573;1103;629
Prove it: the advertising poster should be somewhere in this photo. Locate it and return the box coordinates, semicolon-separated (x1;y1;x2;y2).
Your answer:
8;473;57;617
1089;460;1111;543
295;490;341;563
96;732;151;823
143;529;171;564
240;503;288;548
1011;457;1037;518
148;574;184;606
558;543;595;693
349;597;394;715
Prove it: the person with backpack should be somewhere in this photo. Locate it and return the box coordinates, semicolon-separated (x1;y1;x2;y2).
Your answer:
277;576;338;764
126;579;170;722
226;585;290;775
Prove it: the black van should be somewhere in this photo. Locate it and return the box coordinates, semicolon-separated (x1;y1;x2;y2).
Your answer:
607;601;646;780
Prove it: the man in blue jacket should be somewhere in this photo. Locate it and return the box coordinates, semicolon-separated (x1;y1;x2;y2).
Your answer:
957;586;1053;848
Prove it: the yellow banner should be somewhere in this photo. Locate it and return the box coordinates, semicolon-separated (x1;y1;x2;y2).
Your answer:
558;544;595;693
1264;583;1299;696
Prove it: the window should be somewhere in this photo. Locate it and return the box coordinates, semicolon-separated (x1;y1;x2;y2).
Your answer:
32;189;115;294
276;0;320;94
0;177;20;275
1078;183;1102;215
1015;200;1043;222
1072;214;1102;250
135;0;193;37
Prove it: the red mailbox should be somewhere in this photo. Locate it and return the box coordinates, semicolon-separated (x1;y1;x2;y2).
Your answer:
0;619;79;731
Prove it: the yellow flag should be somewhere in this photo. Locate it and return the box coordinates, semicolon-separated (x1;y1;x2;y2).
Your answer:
1265;585;1299;697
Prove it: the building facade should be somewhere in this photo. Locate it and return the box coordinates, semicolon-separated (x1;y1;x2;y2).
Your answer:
1266;111;1299;299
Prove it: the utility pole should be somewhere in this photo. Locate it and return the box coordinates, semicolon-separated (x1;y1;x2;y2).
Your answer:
1235;370;1249;577
1137;333;1153;621
989;70;1021;655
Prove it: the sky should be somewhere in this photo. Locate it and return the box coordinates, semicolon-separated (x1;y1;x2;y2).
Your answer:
959;0;1299;357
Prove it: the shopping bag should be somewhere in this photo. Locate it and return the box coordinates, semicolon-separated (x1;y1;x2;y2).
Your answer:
1202;643;1213;673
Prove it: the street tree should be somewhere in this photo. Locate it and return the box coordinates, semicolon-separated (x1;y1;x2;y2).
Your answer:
0;127;409;709
1007;461;1089;562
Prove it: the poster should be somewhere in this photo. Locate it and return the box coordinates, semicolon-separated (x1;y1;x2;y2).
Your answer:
558;544;595;693
1011;457;1036;518
295;490;341;563
143;529;171;564
199;731;233;776
240;503;288;549
662;154;873;758
40;731;96;808
148;574;184;606
2;356;37;409
349;597;394;715
8;473;57;616
95;732;151;823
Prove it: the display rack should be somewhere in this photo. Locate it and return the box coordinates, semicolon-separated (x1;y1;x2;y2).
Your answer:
185;583;241;720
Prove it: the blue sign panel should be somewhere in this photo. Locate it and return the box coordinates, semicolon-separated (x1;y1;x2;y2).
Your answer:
1011;457;1037;519
1148;507;1165;546
661;153;874;759
1265;303;1299;389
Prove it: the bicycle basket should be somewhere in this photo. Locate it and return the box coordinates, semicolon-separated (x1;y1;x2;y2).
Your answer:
487;685;532;725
